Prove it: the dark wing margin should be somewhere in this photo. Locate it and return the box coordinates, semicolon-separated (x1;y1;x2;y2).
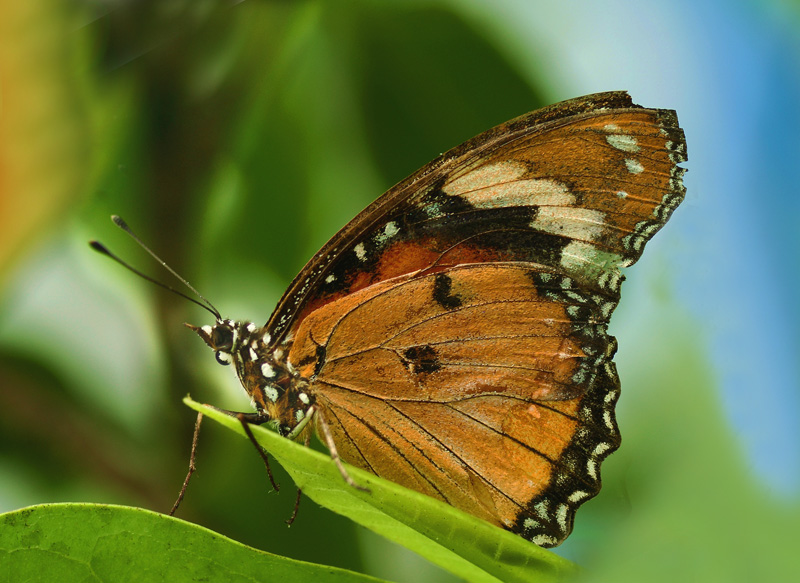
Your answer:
513;352;621;547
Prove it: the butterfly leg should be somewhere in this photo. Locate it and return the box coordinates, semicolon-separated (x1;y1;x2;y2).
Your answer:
286;432;310;526
237;414;280;492
169;411;204;516
195;404;280;491
201;403;271;425
315;409;370;493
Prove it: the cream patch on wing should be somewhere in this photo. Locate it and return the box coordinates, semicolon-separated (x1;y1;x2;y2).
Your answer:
443;160;575;208
531;207;607;241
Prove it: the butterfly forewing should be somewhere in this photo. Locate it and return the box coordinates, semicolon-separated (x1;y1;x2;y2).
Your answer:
261;91;685;546
267;92;685;342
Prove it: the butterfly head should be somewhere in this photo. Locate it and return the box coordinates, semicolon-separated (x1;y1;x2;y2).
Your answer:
187;319;314;435
90;216;315;437
188;319;243;366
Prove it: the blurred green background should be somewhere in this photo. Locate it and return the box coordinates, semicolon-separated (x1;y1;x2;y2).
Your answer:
1;0;798;581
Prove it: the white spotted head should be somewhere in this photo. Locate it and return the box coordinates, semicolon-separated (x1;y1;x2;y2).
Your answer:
187;319;242;366
187;318;274;389
187;319;314;429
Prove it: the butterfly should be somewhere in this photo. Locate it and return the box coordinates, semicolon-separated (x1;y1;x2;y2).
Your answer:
96;91;686;547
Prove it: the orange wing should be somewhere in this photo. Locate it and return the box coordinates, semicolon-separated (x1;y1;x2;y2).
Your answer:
257;92;685;546
288;263;620;546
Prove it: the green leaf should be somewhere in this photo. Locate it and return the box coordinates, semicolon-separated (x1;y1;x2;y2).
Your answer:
0;503;387;583
184;398;578;583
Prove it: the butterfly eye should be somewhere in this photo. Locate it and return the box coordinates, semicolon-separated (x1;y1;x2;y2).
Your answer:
212;326;234;350
215;351;232;366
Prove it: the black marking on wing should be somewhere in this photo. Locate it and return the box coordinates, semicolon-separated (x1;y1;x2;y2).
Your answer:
401;345;442;374
432;273;463;310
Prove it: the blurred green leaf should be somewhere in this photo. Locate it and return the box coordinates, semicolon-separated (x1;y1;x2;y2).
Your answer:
350;3;546;184
0;0;89;276
0;503;387;583
575;295;800;582
185;398;578;583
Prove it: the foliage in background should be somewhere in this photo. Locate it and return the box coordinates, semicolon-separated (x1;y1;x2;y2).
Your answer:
0;1;797;582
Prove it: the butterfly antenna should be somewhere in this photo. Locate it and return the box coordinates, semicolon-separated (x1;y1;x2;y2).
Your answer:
89;215;222;320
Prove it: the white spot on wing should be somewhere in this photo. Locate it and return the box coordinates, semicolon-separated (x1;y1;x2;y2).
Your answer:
532;534;557;546
444;161;575;208
423;202;443;218
523;517;540;530
587;457;598;479
593;442;611;457
374;221;400;245
560;240;624;279
556;504;569;531
606;134;640;153
325;274;336;284
639;222;662;239
265;386;279;402
354;242;367;261
603;410;615;430
625;158;644;174
531;207;607;241
568;490;590;504
261;363;275;378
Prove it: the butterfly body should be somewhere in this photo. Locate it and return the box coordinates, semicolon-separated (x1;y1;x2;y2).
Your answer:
190;321;315;437
191;91;687;547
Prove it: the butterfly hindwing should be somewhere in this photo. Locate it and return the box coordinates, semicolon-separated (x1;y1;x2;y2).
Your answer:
285;261;619;545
